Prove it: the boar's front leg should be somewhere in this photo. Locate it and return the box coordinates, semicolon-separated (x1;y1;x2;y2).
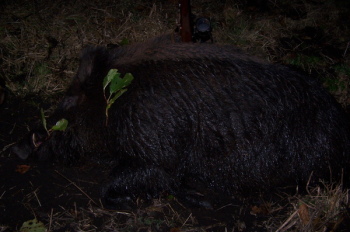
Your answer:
102;165;176;209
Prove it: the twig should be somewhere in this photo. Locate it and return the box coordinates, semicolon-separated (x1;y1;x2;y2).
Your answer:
343;41;349;57
113;211;132;216
0;191;5;199
48;208;53;232
54;170;101;207
306;171;314;195
1;142;16;153
275;210;298;232
182;213;192;227
216;203;234;211
34;189;42;207
74;202;77;217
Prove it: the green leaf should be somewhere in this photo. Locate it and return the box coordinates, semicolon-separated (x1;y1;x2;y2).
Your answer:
103;69;134;96
103;69;134;125
109;73;122;95
51;118;68;131
103;69;119;91
20;218;46;232
107;89;128;109
40;108;47;132
109;72;134;95
122;73;134;87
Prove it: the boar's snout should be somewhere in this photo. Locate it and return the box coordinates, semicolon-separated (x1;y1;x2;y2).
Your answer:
12;136;33;160
12;131;47;160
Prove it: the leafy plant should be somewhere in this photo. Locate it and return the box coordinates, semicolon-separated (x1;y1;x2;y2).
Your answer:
103;69;134;125
51;118;69;131
20;218;46;232
41;108;68;134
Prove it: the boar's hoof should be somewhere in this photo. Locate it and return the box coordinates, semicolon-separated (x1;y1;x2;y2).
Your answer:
102;190;135;210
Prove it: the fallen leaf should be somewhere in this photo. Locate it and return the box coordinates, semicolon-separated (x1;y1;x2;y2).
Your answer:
20;218;46;232
298;203;310;225
251;204;270;215
16;165;30;174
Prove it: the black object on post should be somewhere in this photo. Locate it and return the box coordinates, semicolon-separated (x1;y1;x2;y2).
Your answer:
178;0;212;43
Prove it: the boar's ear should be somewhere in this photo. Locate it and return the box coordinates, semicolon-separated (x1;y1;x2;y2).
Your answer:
60;47;110;110
76;47;95;85
76;46;110;86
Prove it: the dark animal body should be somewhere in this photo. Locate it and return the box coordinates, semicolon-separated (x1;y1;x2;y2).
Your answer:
13;35;350;207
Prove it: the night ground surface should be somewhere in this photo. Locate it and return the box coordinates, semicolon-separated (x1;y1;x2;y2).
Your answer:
0;97;271;231
1;0;350;231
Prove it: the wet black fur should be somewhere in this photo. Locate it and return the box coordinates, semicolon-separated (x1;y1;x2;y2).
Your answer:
13;35;350;207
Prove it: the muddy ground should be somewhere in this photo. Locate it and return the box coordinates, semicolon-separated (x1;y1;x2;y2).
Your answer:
1;0;350;231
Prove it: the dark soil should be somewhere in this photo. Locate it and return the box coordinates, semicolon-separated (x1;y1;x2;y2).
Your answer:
0;96;270;231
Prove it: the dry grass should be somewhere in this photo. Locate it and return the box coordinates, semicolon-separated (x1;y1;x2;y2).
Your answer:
1;0;350;231
266;182;350;232
1;0;177;100
1;0;349;104
11;181;349;231
44;200;200;231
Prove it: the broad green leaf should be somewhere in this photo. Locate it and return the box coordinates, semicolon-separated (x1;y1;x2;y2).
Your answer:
106;69;134;96
103;69;119;91
122;73;134;87
103;69;134;125
109;73;122;95
40;108;47;132
20;218;46;232
51;118;68;131
109;72;134;95
107;89;127;110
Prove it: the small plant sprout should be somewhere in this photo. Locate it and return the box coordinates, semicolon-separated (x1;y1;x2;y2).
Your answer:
103;69;134;125
51;118;68;131
40;108;48;132
41;108;68;134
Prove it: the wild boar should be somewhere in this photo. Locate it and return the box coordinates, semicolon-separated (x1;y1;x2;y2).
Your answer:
13;35;350;208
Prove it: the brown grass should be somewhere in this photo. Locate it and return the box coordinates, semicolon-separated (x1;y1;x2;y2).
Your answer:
2;0;349;104
1;0;350;231
266;183;350;232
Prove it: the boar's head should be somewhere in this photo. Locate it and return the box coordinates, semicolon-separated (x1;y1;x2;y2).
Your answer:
12;47;113;164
